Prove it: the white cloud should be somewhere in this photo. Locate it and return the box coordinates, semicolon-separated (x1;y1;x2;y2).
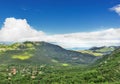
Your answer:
0;17;45;42
0;17;120;48
110;4;120;15
46;28;120;48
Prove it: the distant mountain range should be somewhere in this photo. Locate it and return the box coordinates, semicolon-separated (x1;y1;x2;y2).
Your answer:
77;46;120;56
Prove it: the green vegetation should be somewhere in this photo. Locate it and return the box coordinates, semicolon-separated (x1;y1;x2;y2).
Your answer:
12;55;32;60
0;41;97;65
61;63;69;66
12;51;33;60
95;46;115;53
78;50;103;56
51;59;58;63
78;46;118;56
0;41;120;83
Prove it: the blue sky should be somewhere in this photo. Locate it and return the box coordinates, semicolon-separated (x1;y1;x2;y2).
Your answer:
0;0;120;49
0;0;120;33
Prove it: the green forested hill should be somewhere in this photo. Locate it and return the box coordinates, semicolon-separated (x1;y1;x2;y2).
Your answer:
34;48;120;84
0;42;120;84
0;41;97;65
0;48;120;84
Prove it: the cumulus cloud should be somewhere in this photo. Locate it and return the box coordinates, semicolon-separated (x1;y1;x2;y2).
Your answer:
0;18;45;42
0;17;120;48
110;4;120;15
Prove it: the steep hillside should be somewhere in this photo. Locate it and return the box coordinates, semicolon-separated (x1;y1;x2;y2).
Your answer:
87;48;120;83
36;48;120;84
35;48;120;83
0;41;97;65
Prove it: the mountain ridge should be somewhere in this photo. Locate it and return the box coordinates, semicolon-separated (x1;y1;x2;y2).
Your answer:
0;41;98;65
